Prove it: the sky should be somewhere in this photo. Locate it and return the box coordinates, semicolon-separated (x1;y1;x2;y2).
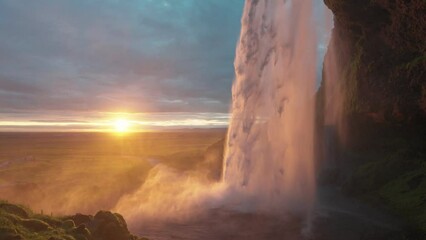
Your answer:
0;0;330;132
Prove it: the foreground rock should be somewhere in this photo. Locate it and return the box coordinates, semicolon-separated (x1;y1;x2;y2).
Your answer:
64;211;145;240
0;200;148;240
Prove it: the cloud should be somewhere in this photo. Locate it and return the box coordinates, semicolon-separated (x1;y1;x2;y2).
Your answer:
0;0;244;114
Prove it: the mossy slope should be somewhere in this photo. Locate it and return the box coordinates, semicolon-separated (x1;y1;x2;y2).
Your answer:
0;200;147;240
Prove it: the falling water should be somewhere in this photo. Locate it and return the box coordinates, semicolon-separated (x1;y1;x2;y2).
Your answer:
223;0;318;215
322;8;345;169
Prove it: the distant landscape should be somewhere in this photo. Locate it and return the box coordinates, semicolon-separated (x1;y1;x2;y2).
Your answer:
0;130;225;215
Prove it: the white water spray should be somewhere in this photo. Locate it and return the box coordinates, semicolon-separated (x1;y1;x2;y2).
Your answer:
223;0;318;214
115;1;324;235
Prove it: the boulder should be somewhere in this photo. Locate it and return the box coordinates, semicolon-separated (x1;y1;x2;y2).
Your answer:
69;214;93;226
21;219;50;232
0;203;30;219
62;219;76;230
90;211;132;240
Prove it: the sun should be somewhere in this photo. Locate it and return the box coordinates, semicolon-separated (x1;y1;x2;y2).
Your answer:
114;119;131;133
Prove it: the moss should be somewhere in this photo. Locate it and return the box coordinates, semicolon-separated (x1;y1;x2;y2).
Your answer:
404;55;426;71
33;214;63;228
342;33;365;115
61;220;75;230
0;200;146;240
324;0;426;236
342;126;426;234
0;202;31;219
21;219;51;232
380;166;426;232
346;149;422;193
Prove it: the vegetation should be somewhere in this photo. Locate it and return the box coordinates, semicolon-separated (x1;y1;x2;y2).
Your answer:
0;200;148;240
321;0;426;235
336;121;426;236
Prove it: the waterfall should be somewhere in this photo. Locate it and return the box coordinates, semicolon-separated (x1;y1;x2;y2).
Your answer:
223;0;318;214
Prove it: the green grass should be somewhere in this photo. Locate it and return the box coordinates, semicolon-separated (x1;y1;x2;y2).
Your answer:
0;201;74;240
0;200;149;240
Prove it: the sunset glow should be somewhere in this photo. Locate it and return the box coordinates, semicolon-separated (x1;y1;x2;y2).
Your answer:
0;112;229;132
114;119;131;133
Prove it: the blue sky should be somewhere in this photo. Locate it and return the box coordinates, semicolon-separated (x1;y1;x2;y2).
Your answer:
0;0;330;131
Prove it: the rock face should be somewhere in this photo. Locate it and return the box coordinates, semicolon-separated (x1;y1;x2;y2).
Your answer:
320;0;426;235
323;0;426;123
65;211;140;240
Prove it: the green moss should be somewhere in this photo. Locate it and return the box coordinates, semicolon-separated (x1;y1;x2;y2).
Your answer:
33;214;63;228
0;201;146;240
62;220;76;230
342;34;365;114
380;167;426;232
21;219;51;232
0;201;76;240
344;131;426;234
0;202;32;218
405;55;426;73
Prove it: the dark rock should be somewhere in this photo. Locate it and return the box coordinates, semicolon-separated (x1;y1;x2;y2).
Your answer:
322;0;426;124
21;219;50;232
0;203;30;219
69;224;91;240
0;226;20;240
89;211;133;240
69;213;93;226
71;224;91;236
62;219;76;230
0;234;24;240
48;237;65;240
318;0;426;234
33;214;63;228
0;227;17;235
407;174;424;190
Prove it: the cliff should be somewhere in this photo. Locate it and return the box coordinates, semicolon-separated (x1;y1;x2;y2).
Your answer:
320;0;426;234
323;0;426;122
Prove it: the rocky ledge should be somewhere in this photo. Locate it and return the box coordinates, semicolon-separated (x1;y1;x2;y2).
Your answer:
0;201;147;240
